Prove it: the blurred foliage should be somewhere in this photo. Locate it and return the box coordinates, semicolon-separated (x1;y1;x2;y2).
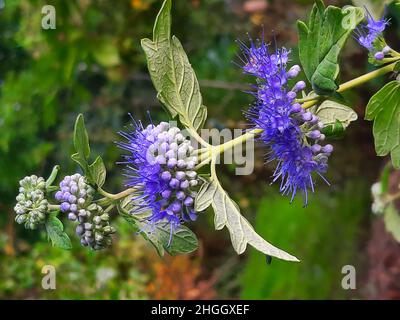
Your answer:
241;181;369;299
0;219;151;299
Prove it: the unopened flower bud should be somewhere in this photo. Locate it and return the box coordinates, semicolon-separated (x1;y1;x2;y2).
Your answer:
14;175;48;229
374;51;384;60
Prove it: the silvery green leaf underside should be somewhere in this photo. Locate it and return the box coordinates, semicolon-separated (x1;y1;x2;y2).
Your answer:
315;100;358;129
141;0;207;131
196;175;299;262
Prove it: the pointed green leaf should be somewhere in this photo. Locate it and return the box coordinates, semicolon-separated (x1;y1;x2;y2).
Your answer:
365;81;400;169
72;114;90;171
118;196;198;256
88;156;106;187
195;178;217;212
195;176;299;262
71;153;87;172
45;165;60;188
73;114;90;159
45;214;72;250
160;226;198;256
118;205;165;256
298;1;363;95
141;0;207;131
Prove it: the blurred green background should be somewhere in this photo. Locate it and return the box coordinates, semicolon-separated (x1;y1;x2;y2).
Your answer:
1;0;399;299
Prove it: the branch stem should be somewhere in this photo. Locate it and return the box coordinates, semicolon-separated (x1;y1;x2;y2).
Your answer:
202;61;399;158
301;61;398;109
48;204;60;211
98;187;136;201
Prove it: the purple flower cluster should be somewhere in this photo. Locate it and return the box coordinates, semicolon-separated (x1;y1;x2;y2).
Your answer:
118;120;200;238
55;174;115;250
55;173;94;219
240;38;333;205
355;10;390;60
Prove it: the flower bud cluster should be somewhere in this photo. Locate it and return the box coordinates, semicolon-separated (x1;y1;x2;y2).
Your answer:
55;173;95;220
55;173;115;250
74;204;116;250
14;175;48;229
144;122;199;221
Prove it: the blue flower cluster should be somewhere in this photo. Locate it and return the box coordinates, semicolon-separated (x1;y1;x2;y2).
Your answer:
55;173;94;220
240;39;333;205
356;10;389;60
55;174;115;250
118;120;200;237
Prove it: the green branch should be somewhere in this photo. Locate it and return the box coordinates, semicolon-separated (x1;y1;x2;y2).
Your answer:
204;61;400;159
301;61;399;109
98;187;136;201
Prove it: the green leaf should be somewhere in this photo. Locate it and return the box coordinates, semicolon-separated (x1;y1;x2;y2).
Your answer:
161;226;198;256
45;214;72;250
365;81;400;169
195;176;299;262
118;206;164;256
118;196;198;256
298;1;363;95
45;165;60;188
74;114;90;159
315;100;358;129
72;114;90;171
88;156;106;187
71;153;87;171
384;204;400;243
141;0;207;131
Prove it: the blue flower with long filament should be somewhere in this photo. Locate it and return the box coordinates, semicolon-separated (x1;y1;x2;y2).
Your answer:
117;117;199;242
239;38;333;205
355;9;390;60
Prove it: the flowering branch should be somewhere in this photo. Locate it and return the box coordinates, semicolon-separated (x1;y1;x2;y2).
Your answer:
193;60;399;165
12;0;400;260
